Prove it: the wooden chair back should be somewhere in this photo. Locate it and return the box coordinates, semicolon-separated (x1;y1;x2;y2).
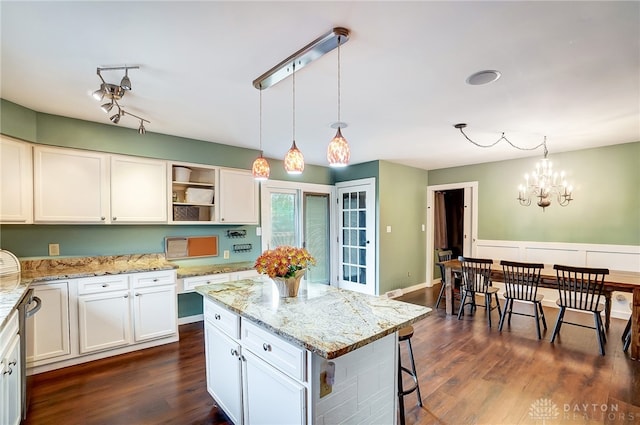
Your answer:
458;256;493;293
553;264;609;311
500;260;544;301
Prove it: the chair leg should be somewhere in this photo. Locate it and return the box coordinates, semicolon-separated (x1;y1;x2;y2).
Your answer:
485;294;492;328
435;280;446;309
406;338;423;407
397;344;405;425
594;313;606;356
494;293;502;318
623;318;631;352
457;291;467;320
538;302;547;330
498;298;509;332
533;301;542;340
622;317;631;342
507;298;514;326
550;307;566;343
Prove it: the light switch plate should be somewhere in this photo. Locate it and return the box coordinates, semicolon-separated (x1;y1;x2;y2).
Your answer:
223;250;230;259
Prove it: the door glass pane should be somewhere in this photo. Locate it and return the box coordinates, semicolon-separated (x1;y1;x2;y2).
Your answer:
270;193;297;248
340;189;367;285
304;193;330;284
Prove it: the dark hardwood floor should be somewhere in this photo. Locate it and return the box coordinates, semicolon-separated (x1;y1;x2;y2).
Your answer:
25;284;640;425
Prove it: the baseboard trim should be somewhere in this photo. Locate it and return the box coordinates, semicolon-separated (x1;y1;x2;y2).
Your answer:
178;314;203;325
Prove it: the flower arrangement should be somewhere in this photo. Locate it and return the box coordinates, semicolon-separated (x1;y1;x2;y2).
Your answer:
254;245;316;279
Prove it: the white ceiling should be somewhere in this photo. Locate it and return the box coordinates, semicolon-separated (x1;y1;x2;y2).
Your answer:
1;1;638;171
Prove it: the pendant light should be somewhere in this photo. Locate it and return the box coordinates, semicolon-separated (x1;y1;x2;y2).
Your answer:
327;35;350;167
252;86;270;180
284;62;304;174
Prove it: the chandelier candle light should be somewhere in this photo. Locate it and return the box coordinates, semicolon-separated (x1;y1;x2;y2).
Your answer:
454;123;574;210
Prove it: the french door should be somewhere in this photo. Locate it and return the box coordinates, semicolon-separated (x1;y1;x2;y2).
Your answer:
336;179;376;295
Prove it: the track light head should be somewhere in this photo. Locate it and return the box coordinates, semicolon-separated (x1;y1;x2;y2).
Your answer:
138;120;146;135
120;69;132;91
100;100;114;113
92;85;105;101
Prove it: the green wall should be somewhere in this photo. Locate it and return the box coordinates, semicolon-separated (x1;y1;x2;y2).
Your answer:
378;161;429;294
428;142;640;245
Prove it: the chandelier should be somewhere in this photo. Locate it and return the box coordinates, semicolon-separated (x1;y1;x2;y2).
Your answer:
517;140;573;210
454;123;574;210
92;65;150;134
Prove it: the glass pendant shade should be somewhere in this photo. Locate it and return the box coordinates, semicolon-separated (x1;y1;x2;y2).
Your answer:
252;154;270;180
327;127;350;167
284;141;304;174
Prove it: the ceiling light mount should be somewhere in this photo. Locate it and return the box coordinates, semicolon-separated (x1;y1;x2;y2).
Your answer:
92;65;150;134
466;70;501;86
252;27;350;90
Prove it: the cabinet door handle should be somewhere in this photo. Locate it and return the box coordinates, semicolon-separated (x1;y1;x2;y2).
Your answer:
153;278;159;282
3;367;11;376
135;293;140;297
101;216;106;221
230;349;238;357
262;343;272;352
8;360;17;367
102;284;108;288
124;294;129;298
240;355;246;362
214;313;221;320
112;217;117;221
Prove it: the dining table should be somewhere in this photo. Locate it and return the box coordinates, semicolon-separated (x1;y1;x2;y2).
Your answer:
439;259;640;360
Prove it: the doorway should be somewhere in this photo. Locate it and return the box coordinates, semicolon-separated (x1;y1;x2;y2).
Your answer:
426;181;478;285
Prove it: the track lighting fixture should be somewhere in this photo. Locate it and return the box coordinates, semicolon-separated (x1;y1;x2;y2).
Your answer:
92;65;149;134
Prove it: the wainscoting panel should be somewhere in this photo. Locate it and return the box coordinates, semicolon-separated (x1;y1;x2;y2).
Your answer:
475;240;640;320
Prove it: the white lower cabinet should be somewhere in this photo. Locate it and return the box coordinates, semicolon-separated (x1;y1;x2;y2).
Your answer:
27;281;70;363
28;270;178;373
204;298;306;425
1;311;21;425
205;323;243;424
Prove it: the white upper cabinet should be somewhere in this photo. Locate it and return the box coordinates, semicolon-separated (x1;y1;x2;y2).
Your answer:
218;168;258;224
33;146;167;224
111;155;167;223
34;146;109;223
0;136;33;223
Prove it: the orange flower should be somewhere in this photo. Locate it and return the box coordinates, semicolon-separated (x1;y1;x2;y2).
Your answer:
254;246;316;278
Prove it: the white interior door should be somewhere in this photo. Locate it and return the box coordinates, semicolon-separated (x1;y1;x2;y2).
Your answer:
336;179;376;295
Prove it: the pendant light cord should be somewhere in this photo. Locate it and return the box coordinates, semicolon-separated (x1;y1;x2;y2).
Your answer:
259;84;263;154
292;61;296;142
337;36;341;123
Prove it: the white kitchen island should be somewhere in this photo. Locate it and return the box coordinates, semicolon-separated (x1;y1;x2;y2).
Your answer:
196;279;431;425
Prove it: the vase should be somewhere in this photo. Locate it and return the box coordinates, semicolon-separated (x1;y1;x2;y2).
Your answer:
273;269;305;297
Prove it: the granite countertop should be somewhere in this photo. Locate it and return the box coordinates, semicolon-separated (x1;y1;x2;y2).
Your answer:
196;279;431;359
0;253;176;331
176;261;254;279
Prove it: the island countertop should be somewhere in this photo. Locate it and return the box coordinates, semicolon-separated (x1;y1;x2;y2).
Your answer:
196;278;432;359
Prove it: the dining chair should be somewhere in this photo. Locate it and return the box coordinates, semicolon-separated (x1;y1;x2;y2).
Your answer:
498;260;547;339
550;264;610;356
435;249;461;309
457;256;502;328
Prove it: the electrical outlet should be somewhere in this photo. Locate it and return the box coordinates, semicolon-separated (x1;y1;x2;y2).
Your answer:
223;250;230;259
49;243;60;256
319;371;332;398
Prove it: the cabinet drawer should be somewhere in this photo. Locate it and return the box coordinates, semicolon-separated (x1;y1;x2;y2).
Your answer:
241;320;306;382
204;298;239;339
233;269;259;281
131;270;176;288
78;275;129;295
183;273;229;292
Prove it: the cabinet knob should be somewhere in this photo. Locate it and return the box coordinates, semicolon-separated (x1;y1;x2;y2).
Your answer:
262;343;272;352
124;294;129;298
214;313;221;320
102;284;108;288
135;293;140;297
153;278;159;282
113;217;117;221
101;216;106;221
221;218;225;222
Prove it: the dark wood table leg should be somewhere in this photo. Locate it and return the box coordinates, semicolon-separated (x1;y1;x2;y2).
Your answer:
631;287;640;361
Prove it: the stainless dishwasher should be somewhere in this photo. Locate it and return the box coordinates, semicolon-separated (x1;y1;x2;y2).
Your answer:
1;249;41;421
